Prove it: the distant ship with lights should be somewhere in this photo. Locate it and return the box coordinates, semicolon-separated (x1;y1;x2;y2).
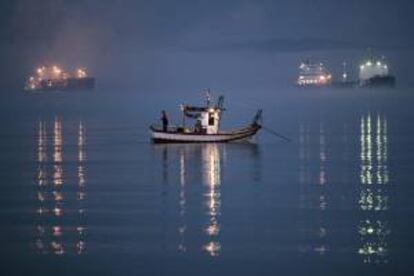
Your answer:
25;65;95;92
297;59;332;87
358;54;395;88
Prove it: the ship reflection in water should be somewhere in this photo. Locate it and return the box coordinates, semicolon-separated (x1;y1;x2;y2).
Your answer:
299;122;330;255
299;113;393;264
34;117;87;255
28;112;394;268
157;143;260;258
359;114;390;264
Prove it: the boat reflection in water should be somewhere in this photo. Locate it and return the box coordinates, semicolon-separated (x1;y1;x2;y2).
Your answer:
156;143;260;258
34;117;87;255
358;114;391;264
201;144;222;257
299;123;329;255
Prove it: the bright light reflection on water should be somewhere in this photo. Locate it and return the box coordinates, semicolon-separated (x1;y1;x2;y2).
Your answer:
3;90;413;275
34;119;86;255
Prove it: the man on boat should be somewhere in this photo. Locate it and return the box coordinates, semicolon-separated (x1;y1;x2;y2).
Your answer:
194;119;202;133
161;110;169;132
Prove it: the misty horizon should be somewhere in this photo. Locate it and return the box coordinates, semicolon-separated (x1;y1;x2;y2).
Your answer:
1;0;414;91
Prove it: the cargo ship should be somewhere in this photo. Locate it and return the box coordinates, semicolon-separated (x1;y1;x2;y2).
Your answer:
297;60;332;87
359;55;395;88
25;65;95;92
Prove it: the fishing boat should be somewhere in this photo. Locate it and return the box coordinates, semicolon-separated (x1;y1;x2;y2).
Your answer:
150;95;262;143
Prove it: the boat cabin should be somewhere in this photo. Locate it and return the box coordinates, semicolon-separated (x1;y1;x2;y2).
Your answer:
181;95;224;134
182;106;222;134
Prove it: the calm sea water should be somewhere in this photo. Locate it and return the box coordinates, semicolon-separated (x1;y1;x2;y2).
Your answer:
1;88;413;275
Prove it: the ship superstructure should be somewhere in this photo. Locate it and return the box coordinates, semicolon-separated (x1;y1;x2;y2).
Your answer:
297;60;332;87
25;65;95;91
359;54;395;87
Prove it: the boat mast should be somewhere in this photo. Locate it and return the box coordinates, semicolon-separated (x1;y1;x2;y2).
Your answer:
367;47;374;62
180;104;186;129
205;89;211;107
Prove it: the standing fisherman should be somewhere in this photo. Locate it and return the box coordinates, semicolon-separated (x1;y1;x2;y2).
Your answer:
161;110;169;132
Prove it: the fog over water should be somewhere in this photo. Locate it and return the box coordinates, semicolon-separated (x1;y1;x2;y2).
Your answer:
1;1;414;275
1;0;414;91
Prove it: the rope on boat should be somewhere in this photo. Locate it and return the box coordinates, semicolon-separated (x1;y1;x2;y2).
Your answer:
193;93;292;142
261;126;291;142
252;108;291;143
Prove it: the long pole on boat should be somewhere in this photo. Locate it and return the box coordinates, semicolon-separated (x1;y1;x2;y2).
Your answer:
180;104;186;129
261;126;291;142
253;110;291;142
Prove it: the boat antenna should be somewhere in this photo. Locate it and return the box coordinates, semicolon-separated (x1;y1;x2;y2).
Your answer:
368;47;374;61
205;89;211;107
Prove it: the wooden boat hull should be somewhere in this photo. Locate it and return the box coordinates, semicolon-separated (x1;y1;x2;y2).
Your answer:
150;125;261;143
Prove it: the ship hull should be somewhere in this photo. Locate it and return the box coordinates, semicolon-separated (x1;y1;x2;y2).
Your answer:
150;125;261;143
25;77;95;92
296;83;331;88
360;75;396;88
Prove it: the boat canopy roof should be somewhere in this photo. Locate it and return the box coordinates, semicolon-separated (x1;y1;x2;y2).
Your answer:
183;106;210;112
181;95;225;116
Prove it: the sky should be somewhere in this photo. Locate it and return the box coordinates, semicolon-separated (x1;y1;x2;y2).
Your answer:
0;0;413;91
